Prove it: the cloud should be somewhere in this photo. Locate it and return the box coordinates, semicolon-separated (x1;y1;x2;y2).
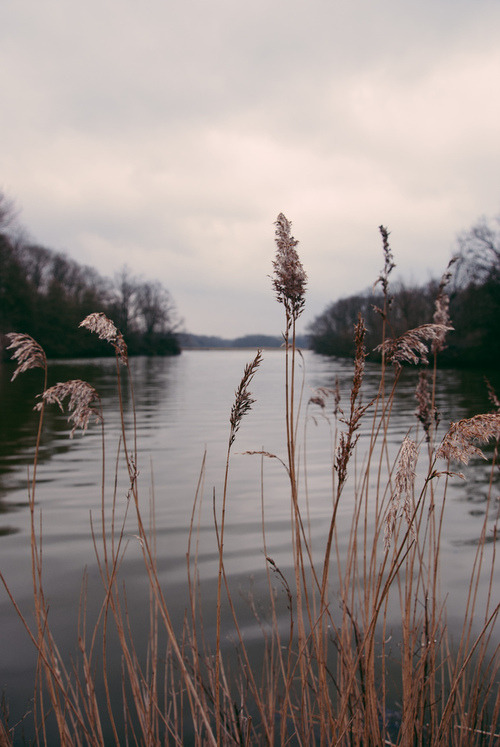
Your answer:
1;0;500;335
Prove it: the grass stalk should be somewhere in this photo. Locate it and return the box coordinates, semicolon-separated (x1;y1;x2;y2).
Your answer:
1;224;498;744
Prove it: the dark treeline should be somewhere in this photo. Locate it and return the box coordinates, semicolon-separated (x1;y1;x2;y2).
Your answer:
0;192;180;360
308;214;500;369
178;332;309;349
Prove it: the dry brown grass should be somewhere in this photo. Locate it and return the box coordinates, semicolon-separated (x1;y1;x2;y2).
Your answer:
1;217;499;745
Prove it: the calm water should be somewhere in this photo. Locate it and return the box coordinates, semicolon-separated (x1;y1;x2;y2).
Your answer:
0;349;498;736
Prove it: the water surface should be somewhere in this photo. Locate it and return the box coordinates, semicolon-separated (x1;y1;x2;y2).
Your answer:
0;349;498;738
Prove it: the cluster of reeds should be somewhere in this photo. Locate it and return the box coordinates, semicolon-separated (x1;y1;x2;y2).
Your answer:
1;218;499;745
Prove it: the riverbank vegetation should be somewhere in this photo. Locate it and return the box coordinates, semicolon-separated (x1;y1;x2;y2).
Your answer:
0;215;499;744
0;191;180;359
308;213;500;369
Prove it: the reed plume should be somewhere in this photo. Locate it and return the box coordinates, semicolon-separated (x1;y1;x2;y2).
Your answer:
308;391;329;410
415;370;438;441
308;380;341;416
335;315;369;493
375;323;453;367
80;312;128;363
272;213;307;325
6;333;47;381
436;412;500;464
229;350;263;447
35;380;102;437
384;436;418;549
431;259;456;354
373;225;395;319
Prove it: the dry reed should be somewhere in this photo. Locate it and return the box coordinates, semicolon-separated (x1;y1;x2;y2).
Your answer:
436;413;500;465
35;379;102;436
80;312;128;363
0;218;498;746
6;332;47;380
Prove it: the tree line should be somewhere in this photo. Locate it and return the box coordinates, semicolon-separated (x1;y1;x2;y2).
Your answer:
0;192;180;360
308;214;500;369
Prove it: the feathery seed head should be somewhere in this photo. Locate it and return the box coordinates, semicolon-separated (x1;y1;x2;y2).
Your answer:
352;315;367;394
374;225;395;308
431;258;456;354
309;379;342;417
308;393;327;410
375;323;453;367
80;312;118;342
272;213;307;323
437;256;458;296
384;436;418;550
415;370;438;441
35;380;102;437
436;413;500;465
309;386;333;411
6;333;47;381
335;319;370;494
431;295;451;353
229;350;263;447
80;313;128;363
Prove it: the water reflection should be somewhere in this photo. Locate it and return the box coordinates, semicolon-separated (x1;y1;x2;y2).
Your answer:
1;352;498;537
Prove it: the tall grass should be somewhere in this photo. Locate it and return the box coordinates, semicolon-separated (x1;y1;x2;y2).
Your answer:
1;217;499;745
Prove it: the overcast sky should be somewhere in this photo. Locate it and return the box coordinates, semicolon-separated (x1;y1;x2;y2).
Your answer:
1;1;499;337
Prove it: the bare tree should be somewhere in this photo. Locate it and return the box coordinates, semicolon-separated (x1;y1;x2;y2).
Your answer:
136;280;176;336
21;244;53;292
454;213;500;287
113;265;142;337
0;190;17;233
113;269;179;341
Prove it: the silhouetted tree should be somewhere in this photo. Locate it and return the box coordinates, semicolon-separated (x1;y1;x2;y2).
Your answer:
21;244;52;292
308;213;499;369
112;265;138;338
308;284;437;359
444;212;500;368
0;191;17;233
133;280;180;355
136;280;174;336
0;191;180;359
0;234;34;337
454;213;500;287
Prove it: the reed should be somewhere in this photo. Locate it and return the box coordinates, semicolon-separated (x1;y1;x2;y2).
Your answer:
1;217;499;745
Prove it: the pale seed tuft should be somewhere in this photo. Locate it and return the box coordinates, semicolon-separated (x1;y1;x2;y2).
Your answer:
80;313;128;363
415;370;438;441
6;333;47;381
375;324;453;367
272;213;307;324
436;413;500;465
229;351;263;448
35;380;102;437
384;436;418;550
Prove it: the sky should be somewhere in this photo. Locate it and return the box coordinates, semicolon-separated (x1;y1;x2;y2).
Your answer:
1;0;500;338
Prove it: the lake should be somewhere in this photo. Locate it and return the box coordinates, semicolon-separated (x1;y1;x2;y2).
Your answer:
0;348;498;741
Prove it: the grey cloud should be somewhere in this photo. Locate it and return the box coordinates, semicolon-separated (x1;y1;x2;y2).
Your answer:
1;0;499;336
